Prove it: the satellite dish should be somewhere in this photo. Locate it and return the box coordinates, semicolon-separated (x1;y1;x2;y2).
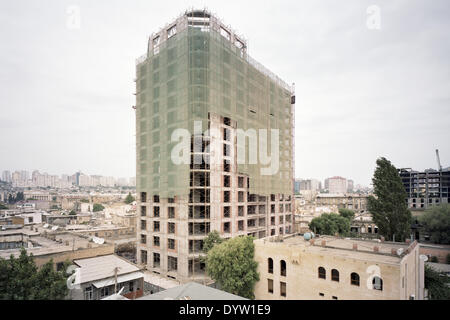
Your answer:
92;236;105;244
51;226;59;231
396;248;404;256
419;254;428;262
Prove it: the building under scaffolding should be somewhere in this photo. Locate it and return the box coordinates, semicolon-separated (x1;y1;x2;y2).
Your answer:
399;167;450;210
135;9;295;283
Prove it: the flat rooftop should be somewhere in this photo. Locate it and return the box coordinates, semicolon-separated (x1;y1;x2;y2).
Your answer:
257;234;416;265
0;230;108;259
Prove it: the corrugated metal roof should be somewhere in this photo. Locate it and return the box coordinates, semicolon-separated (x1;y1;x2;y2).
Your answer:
74;254;140;284
138;282;247;300
92;271;143;288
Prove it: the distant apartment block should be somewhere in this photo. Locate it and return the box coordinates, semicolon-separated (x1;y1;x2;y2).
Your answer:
399;168;450;210
135;10;295;283
347;179;354;192
296;179;321;192
325;176;347;194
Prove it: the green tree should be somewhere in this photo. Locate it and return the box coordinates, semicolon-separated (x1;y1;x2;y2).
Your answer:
309;213;351;236
68;210;76;215
0;248;69;300
425;264;450;300
206;236;259;299
15;192;24;202
339;208;355;221
92;203;105;212
0;203;7;210
124;192;135;204
418;204;450;244
203;231;223;254
368;157;412;241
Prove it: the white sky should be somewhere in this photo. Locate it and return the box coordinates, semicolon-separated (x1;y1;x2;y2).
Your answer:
0;0;449;186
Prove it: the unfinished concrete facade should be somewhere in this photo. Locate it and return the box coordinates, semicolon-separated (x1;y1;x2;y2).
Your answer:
135;9;295;283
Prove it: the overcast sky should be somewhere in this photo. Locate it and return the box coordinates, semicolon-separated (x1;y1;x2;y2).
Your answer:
0;0;449;186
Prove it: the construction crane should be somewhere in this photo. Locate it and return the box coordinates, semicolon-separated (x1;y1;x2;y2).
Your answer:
435;149;442;171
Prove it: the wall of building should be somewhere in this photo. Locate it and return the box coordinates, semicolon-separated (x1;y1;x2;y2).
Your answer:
253;238;421;300
32;244;115;268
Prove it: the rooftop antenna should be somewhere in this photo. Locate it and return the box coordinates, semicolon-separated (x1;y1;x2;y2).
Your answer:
435;149;442;171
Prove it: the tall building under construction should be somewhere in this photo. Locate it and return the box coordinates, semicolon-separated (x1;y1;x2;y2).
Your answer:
135;10;295;283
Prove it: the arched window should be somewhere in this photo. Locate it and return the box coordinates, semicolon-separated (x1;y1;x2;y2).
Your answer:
331;269;339;282
372;276;383;290
318;267;326;279
280;260;286;276
350;272;360;286
268;258;273;274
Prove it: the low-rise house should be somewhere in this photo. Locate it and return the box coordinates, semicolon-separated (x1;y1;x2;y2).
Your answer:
70;254;144;300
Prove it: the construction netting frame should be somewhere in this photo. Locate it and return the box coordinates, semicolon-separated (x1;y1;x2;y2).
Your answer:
136;24;293;198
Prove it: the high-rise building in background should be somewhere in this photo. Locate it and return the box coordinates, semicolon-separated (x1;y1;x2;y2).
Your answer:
294;179;301;194
325;176;347;194
1;170;11;183
135;10;295;283
299;179;321;192
399;167;450;210
347;179;354;192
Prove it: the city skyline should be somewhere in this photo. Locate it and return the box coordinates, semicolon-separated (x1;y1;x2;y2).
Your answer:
0;168;136;187
0;0;449;186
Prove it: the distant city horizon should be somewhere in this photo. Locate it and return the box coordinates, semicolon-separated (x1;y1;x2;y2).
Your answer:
1;169;136;188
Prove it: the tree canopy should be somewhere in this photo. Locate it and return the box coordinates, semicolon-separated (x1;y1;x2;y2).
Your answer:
418;204;450;244
0;203;7;210
0;248;69;300
425;264;450;300
339;208;355;221
309;213;351;236
206;236;259;299
124;192;135;204
367;157;412;241
92;203;105;212
203;231;223;254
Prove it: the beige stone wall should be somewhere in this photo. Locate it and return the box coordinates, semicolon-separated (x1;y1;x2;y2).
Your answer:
253;239;419;300
33;244;115;268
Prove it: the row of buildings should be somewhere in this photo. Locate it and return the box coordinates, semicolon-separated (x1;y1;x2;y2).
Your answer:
295;177;365;194
0;170;136;188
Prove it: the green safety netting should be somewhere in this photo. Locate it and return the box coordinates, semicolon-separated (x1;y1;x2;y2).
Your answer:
136;27;293;198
